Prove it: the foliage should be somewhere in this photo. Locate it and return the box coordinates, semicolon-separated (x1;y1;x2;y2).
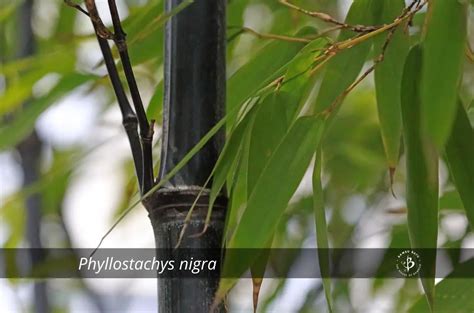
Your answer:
1;0;474;312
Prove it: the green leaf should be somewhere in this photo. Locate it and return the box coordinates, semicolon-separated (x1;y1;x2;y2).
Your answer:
439;189;464;212
210;106;256;241
146;80;163;121
247;93;288;195
218;115;325;297
401;45;439;309
409;259;474;313
445;102;474;230
280;37;330;121
227;27;316;125
0;73;94;151
224;115;254;242
374;0;409;169
313;0;381;114
421;0;467;149
312;146;333;313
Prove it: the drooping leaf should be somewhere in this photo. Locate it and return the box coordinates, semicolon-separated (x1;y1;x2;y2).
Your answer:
217;115;325;298
210;105;257;241
401;45;439;310
445;102;474;230
374;0;409;170
250;240;272;313
247;92;288;195
421;0;467;149
246;92;292;313
224;114;254;243
312;146;333;313
313;0;381;114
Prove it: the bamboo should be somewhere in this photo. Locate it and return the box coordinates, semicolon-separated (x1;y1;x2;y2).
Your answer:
146;0;228;312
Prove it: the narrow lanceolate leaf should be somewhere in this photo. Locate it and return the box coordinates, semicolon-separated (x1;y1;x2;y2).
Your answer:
312;147;333;313
374;0;409;171
227;27;316;119
224;115;254;243
401;46;439;310
217;116;326;298
248;93;288;195
209;106;256;236
313;0;381;114
445;102;474;230
250;241;272;313
246;93;290;313
421;0;467;149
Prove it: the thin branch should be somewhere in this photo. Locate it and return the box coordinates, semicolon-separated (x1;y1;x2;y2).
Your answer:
228;26;312;43
322;64;376;117
64;0;89;16
308;0;426;77
84;0;145;193
280;0;379;33
322;21;400;118
107;0;154;192
84;0;114;39
307;25;345;39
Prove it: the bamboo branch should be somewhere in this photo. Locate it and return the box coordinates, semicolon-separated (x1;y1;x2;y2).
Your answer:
228;25;312;43
309;0;425;77
322;22;400;118
84;0;145;193
107;0;154;192
280;0;379;33
64;0;89;16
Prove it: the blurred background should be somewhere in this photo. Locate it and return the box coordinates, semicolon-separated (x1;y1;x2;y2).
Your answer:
1;0;473;312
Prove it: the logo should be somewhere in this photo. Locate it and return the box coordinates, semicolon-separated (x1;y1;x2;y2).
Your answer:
396;250;421;277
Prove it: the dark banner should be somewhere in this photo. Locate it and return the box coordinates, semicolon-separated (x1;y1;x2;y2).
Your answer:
1;248;473;279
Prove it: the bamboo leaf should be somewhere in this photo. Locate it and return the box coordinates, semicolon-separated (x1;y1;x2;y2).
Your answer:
247;93;288;195
146;80;163;121
313;0;381;114
210;106;256;240
445;102;474;230
409;259;474;313
245;92;292;313
0;73;94;151
217;115;325;298
224;116;254;242
312;146;333;313
280;37;330;121
374;0;409;170
421;0;467;149
227;27;316;121
401;45;439;310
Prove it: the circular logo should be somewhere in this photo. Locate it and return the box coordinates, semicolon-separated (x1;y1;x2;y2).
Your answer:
396;250;421;277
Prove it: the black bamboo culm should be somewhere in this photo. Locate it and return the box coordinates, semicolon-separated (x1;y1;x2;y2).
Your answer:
146;0;228;312
79;0;227;311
